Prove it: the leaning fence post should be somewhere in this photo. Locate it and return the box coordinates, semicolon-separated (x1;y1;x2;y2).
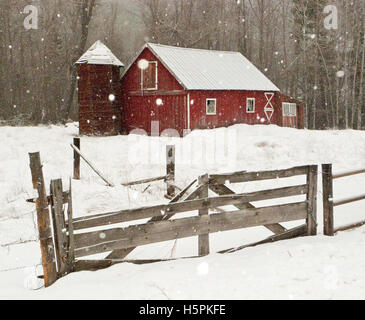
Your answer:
198;174;210;256
50;179;68;277
166;145;175;198
29;152;58;287
73;137;80;180
307;165;318;236
322;164;334;236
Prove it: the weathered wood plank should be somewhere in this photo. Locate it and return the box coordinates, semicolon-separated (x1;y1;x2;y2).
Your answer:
333;194;365;207
209;166;309;184
74;224;308;272
322;164;334;236
74;256;203;272
334;220;365;233
66;179;75;273
29;152;57;287
70;143;114;187
198;175;209;256
218;224;307;253
208;183;287;234
306;165;318;236
50;179;68;276
104;179;199;260
333;168;365;180
166;145;175;198
72;184;308;231
73;137;80;180
74;202;308;257
122;175;167;187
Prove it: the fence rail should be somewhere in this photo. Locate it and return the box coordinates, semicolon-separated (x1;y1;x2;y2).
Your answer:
322;164;365;236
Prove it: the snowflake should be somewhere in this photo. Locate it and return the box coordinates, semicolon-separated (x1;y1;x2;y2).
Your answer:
336;70;345;78
137;59;149;70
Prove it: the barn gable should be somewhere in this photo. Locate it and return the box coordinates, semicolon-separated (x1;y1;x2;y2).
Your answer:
123;43;280;92
121;45;185;93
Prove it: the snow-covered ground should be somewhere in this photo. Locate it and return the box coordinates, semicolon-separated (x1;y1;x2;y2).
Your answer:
1;123;365;299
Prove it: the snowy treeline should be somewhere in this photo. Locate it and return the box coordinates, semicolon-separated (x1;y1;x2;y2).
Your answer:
0;0;364;129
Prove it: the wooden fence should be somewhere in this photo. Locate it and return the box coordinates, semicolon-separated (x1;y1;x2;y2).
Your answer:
322;164;365;236
28;153;318;287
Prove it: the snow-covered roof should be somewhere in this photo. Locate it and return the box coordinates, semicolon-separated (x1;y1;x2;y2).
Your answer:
146;43;280;91
76;40;124;67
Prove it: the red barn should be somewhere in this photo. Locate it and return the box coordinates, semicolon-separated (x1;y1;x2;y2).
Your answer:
77;42;305;136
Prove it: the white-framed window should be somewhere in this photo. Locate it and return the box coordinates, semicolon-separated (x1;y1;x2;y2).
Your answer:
246;98;255;113
206;98;217;115
282;102;297;116
141;61;158;90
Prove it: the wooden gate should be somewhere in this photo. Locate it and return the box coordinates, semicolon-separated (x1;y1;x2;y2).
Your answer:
29;155;318;287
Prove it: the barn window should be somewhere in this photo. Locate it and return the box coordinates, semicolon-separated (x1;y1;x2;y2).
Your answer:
246;98;255;113
282;103;297;116
206;98;217;115
141;61;158;90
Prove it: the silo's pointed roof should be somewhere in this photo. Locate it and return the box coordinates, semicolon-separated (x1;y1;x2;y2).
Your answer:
76;40;124;66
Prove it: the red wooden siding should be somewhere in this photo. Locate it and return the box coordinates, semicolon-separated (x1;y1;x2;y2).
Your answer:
188;90;280;130
78;64;121;135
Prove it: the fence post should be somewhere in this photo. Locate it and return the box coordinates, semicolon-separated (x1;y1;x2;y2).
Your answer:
29;152;58;287
307;165;318;236
322;164;334;236
198;174;210;256
50;179;68;277
73;137;80;180
166;145;175;198
66;178;75;273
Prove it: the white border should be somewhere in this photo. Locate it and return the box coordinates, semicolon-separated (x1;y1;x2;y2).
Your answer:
246;98;255;113
206;98;217;115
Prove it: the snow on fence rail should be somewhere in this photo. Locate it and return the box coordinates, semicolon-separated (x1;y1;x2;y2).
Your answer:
28;151;318;288
322;164;365;236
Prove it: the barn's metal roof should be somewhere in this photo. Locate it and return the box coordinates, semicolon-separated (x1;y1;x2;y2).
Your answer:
76;40;124;67
147;43;280;91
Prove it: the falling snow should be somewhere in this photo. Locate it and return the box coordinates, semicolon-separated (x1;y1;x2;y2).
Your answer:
336;70;345;78
138;59;149;70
